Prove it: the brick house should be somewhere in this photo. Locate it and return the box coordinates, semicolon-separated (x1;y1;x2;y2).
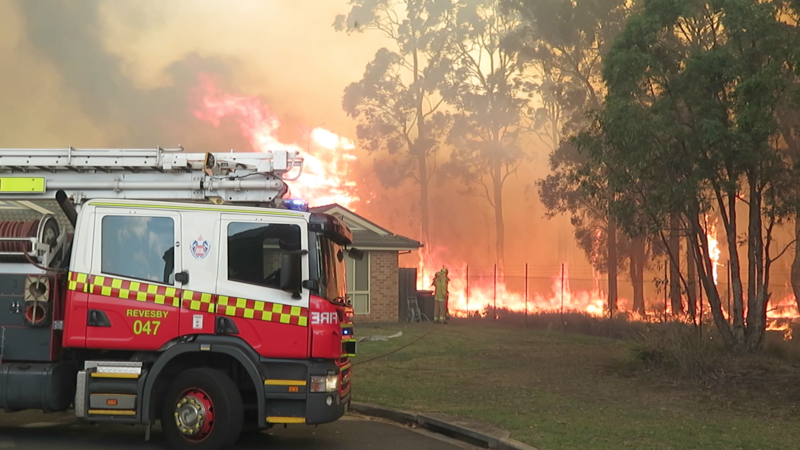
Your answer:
309;204;422;323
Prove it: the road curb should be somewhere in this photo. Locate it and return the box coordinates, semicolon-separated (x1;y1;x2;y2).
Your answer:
350;402;538;450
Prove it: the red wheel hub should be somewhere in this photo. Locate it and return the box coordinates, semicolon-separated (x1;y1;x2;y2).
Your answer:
174;388;215;440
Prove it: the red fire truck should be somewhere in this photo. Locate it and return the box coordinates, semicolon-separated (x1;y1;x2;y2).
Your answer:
0;147;357;450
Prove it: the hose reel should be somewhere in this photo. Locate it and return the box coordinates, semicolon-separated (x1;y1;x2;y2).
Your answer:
0;214;62;266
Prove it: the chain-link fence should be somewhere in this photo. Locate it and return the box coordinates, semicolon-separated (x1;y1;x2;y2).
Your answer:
438;263;798;322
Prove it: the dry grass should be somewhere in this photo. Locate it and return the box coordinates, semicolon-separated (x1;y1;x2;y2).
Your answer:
350;316;800;450
461;309;654;338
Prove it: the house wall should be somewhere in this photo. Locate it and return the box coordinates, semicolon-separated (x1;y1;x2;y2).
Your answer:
353;250;399;323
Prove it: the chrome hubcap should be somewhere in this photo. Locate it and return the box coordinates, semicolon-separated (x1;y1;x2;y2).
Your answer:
174;394;207;436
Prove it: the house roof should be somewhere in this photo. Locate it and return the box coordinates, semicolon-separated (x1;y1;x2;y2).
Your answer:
351;230;422;250
310;204;422;251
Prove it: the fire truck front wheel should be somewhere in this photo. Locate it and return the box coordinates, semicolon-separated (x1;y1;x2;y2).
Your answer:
161;368;244;450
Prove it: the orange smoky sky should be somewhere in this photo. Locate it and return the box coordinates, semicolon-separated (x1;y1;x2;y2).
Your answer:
0;0;569;270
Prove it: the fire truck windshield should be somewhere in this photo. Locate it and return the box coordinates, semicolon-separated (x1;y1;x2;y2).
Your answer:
315;235;348;304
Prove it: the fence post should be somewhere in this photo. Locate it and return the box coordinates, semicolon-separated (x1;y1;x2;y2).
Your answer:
560;263;565;326
525;263;528;327
493;263;497;320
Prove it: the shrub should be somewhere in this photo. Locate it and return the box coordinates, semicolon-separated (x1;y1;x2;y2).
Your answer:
629;322;722;379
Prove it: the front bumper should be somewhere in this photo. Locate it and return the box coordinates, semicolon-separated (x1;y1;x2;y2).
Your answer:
306;359;351;425
260;358;351;426
306;388;351;424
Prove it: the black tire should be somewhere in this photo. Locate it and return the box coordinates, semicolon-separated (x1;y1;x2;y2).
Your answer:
160;368;244;450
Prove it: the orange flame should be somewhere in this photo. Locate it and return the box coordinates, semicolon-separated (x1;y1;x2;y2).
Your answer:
706;215;721;285
416;249;609;318
767;320;793;340
191;73;360;209
767;286;800;320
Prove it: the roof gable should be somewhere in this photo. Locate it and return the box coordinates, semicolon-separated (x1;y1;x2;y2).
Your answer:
310;204;390;235
310;204;422;251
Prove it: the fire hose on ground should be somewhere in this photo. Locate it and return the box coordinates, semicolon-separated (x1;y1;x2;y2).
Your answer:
353;328;437;367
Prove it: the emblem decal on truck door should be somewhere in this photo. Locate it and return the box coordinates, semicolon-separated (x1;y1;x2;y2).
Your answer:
190;236;210;259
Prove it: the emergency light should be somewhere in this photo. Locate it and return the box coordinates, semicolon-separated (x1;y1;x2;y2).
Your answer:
284;198;309;211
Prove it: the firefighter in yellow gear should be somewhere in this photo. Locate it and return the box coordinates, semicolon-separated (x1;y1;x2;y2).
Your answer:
431;267;450;323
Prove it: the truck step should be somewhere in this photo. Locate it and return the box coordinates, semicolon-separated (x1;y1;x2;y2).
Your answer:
76;361;145;423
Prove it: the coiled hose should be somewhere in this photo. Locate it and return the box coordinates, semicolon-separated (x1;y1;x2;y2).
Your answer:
0;219;40;257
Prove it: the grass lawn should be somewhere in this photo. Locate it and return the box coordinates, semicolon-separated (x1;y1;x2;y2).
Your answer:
349;319;800;450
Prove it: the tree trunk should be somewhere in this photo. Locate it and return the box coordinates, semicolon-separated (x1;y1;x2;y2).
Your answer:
492;162;505;271
412;36;430;251
607;217;618;315
630;236;645;316
418;149;430;247
745;179;766;351
691;214;737;351
669;213;683;315
723;191;745;346
686;233;698;320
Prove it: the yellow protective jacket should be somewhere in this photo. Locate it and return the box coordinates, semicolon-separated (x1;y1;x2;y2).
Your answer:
432;271;449;301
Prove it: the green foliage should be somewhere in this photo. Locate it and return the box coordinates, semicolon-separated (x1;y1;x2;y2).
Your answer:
579;0;800;352
538;139;627;273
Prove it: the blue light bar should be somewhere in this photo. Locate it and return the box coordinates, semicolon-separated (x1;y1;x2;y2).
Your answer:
283;198;308;211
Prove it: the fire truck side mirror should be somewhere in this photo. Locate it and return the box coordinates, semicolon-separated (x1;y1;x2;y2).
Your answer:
281;250;306;300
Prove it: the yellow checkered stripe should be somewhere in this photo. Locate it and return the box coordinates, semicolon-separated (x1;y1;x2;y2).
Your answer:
66;272;308;327
217;296;308;327
68;271;89;292
182;290;216;313
89;275;181;307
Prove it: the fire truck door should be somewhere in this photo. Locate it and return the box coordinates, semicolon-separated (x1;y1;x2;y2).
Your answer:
216;214;310;359
85;208;182;351
177;211;219;336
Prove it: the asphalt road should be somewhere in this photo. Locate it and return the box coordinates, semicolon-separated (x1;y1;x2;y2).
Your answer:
0;411;476;450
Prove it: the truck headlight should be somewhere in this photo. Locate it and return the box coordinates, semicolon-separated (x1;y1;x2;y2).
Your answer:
310;374;339;392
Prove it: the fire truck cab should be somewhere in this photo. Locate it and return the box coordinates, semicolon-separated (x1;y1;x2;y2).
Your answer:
0;147;356;450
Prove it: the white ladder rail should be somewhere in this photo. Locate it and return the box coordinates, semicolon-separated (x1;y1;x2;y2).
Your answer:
0;147;305;204
0;147;303;174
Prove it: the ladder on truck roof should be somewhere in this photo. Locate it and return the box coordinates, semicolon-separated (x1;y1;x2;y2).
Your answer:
0;146;307;268
0;146;304;205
